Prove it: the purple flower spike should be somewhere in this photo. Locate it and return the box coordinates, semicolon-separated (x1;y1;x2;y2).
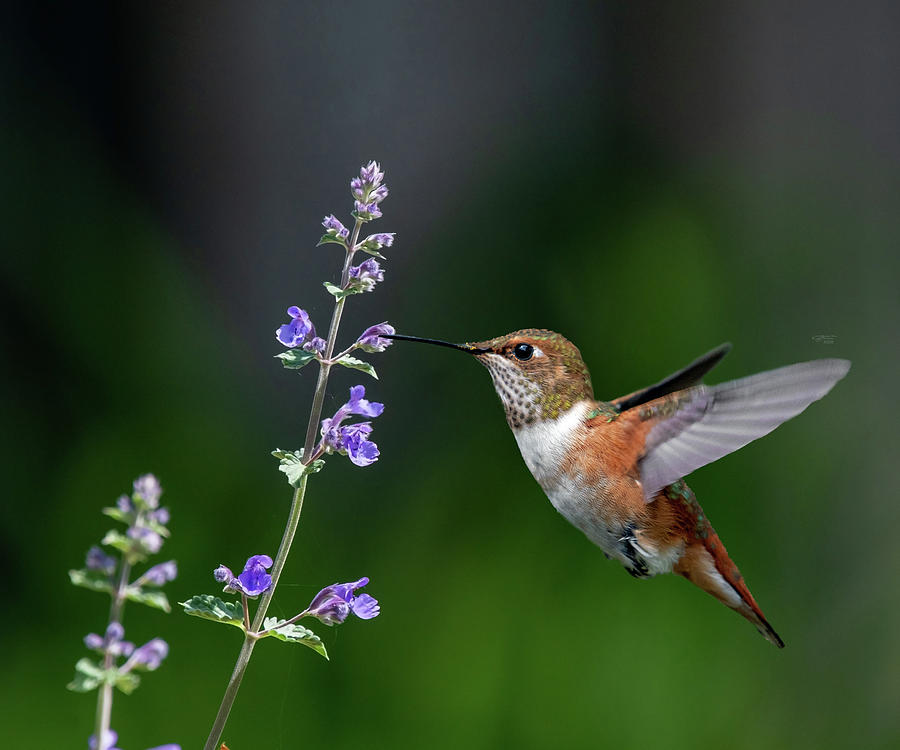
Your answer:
138;560;178;586
359;161;384;186
125;638;169;671
306;576;380;626
276;306;316;348
322;214;350;240
354;200;383;220
88;729;121;750
319;386;384;466
357;322;395;353
86;546;116;574
347;258;385;292
85;622;134;657
133;474;162;508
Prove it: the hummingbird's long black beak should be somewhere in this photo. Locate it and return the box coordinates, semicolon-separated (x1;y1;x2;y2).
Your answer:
382;333;489;355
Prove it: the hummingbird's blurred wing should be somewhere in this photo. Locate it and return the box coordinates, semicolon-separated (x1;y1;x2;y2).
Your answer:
632;359;851;503
612;343;732;413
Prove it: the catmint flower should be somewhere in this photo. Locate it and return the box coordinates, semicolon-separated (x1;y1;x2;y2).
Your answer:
347;258;384;293
319;386;384;466
86;546;116;574
356;323;395;352
88;729;121;750
128;526;163;555
124;638;169;672
147;745;182;750
353;200;382;220
133;474;162;508
305;577;380;625
137;560;178;586
148;507;170;526
337;422;380;466
215;554;273;598
84;622;134;658
360;232;395;252
322;214;350;240
276;306;316;348
116;494;134;514
304;336;327;355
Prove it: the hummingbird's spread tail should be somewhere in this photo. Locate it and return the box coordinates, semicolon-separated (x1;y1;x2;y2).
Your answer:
664;480;785;648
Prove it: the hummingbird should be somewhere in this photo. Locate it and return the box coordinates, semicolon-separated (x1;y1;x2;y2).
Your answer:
385;330;851;647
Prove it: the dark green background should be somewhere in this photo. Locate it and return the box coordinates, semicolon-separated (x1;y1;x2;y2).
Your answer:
3;2;898;748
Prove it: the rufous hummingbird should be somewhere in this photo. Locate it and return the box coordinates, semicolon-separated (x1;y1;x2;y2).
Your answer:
385;330;851;647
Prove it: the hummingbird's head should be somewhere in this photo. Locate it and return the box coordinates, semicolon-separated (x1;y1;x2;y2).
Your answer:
385;329;594;428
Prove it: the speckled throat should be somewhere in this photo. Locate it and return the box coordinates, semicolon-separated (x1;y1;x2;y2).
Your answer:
471;329;595;429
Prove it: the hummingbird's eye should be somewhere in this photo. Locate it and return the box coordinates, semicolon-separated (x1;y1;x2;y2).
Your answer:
513;343;534;361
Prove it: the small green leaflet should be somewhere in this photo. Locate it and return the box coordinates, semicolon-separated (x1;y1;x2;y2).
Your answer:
323;281;363;300
356;237;387;259
276;348;317;370
125;586;171;613
317;234;348;249
69;568;114;595
262;617;328;659
335;355;377;379
271;449;325;488
180;595;245;630
67;658;106;692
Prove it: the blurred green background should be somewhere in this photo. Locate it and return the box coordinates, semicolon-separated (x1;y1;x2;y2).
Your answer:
2;2;898;749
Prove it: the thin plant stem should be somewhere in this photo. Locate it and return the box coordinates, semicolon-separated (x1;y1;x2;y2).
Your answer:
94;552;133;750
203;218;364;750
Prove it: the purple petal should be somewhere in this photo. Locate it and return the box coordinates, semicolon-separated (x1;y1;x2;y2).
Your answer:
350;593;380;619
84;632;104;650
140;560;177;586
88;729;119;750
357;322;395;353
86;546;116;574
128;638;169;670
133;474;162;508
213;565;234;584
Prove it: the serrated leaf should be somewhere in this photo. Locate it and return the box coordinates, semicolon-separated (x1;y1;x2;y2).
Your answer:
180;595;245;629
335;355;378;379
67;658;105;692
272;449;325;488
276;348;317;370
317;234;348;248
114;671;141;695
69;568;114;595
262;617;328;659
125;586;171;613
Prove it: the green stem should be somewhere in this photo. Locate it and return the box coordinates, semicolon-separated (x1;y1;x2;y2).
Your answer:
94;554;133;750
203;217;364;750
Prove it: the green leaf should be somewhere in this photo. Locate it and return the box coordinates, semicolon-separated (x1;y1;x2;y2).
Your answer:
100;530;141;560
272;449;325;488
68;568;114;595
262;617;328;659
114;671;141;695
67;658;106;692
125;586;171;613
356;237;387;259
323;281;364;300
276;348;318;370
335;355;378;379
180;595;245;630
102;506;134;525
317;234;348;248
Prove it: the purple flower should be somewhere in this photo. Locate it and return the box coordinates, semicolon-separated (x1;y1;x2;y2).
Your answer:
305;576;380;626
215;554;274;598
354;200;383;220
133;474;162;508
319;386;384;466
303;336;327;355
86;546;116;574
361;232;395;250
146;746;182;750
347;258;385;292
84;622;134;658
322;214;350;240
148;507;170;526
359;160;384;186
88;729;121;750
276;306;316;348
124;638;169;671
137;560;177;586
116;494;134;514
357;323;395;353
128;525;163;555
